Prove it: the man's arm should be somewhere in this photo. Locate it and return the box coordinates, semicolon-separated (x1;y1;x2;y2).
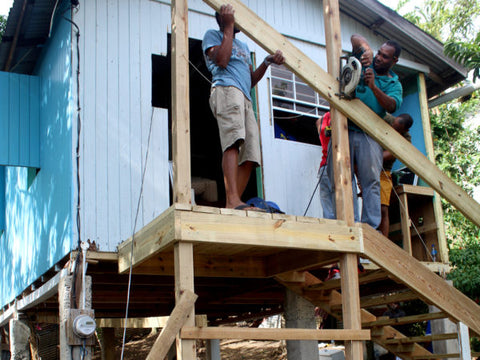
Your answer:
364;69;398;113
205;5;235;68
251;50;285;87
351;34;373;67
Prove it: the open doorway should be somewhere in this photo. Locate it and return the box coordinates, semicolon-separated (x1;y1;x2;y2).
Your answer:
152;35;260;207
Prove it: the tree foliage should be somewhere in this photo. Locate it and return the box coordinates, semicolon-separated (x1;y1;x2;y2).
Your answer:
445;32;480;82
397;0;480;306
0;15;6;42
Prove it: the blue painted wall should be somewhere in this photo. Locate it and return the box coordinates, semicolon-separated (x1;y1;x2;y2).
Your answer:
392;87;427;171
0;167;4;232
0;72;40;168
0;3;73;307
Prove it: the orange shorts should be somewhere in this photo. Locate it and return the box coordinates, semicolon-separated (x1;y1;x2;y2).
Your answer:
380;171;393;206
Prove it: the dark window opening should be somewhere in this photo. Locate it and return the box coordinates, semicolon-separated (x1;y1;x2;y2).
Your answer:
152;35;260;207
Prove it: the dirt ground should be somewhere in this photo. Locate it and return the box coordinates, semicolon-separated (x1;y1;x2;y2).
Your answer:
92;330;288;360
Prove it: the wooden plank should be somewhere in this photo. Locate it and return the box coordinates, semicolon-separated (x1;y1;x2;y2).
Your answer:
267;250;339;277
363;311;448;328
201;0;480;228
418;73;448;263
174;242;196;360
308;270;389;291
180;327;370;341
340;253;364;359
145;289;198;360
178;210;361;252
398;192;412;255
17;269;67;311
395;184;434;197
96;315;207;329
118;205;176;273
383;332;458;344
411;354;460;359
171;0;192;205
362;224;480;336
323;0;355;227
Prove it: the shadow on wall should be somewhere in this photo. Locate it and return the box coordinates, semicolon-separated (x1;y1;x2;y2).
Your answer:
0;7;73;307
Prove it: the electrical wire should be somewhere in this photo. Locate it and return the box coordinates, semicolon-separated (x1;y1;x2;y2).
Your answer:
303;165;324;216
120;107;156;360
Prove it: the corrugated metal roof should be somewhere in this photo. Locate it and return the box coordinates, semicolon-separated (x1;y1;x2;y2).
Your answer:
0;0;468;96
0;0;57;74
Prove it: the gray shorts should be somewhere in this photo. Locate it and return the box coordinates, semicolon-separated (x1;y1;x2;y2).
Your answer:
209;86;261;166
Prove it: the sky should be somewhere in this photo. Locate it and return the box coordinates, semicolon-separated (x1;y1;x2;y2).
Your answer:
0;0;14;17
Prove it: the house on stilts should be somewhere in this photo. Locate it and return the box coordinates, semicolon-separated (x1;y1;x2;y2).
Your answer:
0;0;479;359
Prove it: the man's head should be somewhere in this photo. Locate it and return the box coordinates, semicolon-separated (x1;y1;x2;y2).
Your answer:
392;113;413;135
374;40;401;75
215;11;240;33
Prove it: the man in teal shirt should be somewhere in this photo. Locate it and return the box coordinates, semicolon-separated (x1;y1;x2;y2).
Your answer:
327;34;403;229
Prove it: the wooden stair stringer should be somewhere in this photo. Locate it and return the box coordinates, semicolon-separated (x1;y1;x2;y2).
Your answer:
362;223;480;337
276;272;436;359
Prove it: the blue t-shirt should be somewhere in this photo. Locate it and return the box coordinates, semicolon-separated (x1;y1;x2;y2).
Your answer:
349;64;403;132
202;29;252;101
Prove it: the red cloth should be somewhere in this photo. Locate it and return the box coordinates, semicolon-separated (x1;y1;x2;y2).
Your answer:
319;112;331;167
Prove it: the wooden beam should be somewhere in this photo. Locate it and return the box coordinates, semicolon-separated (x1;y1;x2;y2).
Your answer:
398;192;412;255
411;354;460;359
324;0;355;226
362;224;480;335
145;289;198;360
118;206;176;273
418;73;448;263
267;250;339;277
363;311;448;328
17;269;67;311
177;210;361;253
171;0;191;205
340;253;364;359
383;332;458;345
308;270;389;291
180;327;370;341
201;0;480;228
174;242;196;360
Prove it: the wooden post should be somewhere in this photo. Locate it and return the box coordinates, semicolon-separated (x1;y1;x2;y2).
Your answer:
171;0;192;205
174;242;196;359
418;73;448;263
323;1;362;359
100;328;116;360
398;192;412;255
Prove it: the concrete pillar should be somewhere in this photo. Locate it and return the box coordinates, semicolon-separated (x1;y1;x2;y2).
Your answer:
429;305;459;358
9;317;30;360
206;339;221;360
284;288;318;360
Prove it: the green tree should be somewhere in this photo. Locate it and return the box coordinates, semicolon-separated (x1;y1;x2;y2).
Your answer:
0;15;6;42
397;0;480;310
445;32;480;82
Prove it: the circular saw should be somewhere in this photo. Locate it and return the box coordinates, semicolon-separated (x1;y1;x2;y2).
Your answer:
338;56;362;99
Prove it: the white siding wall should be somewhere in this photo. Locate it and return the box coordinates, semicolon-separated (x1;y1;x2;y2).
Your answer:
74;0;170;251
74;0;415;250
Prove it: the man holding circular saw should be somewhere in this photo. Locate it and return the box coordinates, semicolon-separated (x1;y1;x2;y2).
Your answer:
326;34;403;230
